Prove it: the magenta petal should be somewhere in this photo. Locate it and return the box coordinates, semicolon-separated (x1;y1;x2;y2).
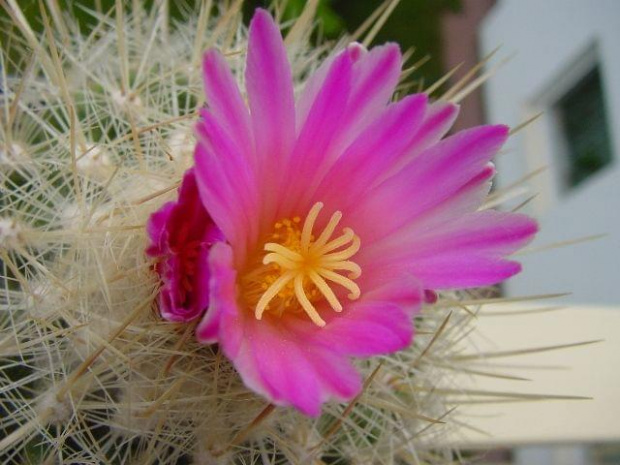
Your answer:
384;101;460;180
348;126;507;243
246;9;295;167
375;164;495;251
196;243;238;344
295;301;415;358
296;43;365;132
145;202;174;256
196;110;258;197
325;302;413;356
232;274;420;412
333;43;403;151
408;256;523;289
245;9;296;227
356;163;495;247
249;323;322;415
280;49;354;213
195;111;260;253
244;319;363;415
406;211;539;259
147;170;222;322
316;94;428;211
360;271;424;313
194;144;243;249
202;50;254;164
394;125;508;212
158;246;210;322
369;211;537;290
298;42;402;150
409;101;460;150
196;244;265;397
283;273;422;359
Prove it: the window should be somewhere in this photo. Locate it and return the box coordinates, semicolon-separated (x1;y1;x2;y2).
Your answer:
555;66;613;189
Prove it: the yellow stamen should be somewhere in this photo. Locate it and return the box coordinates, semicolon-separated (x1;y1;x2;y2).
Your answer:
318;269;361;299
322;233;361;261
294;275;326;327
313;210;343;249
264;243;303;261
300;202;323;249
262;253;299;269
322;260;362;279
314;228;355;255
245;202;362;327
308;270;343;312
255;271;296;320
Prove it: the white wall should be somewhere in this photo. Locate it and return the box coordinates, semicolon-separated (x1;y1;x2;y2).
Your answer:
480;0;620;305
515;446;588;465
450;306;620;447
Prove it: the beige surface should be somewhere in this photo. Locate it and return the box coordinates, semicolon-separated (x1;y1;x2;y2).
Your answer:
450;305;620;446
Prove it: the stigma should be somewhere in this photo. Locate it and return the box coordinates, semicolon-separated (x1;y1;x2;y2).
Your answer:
253;202;362;327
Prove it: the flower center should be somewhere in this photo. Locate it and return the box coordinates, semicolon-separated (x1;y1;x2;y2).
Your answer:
242;202;362;327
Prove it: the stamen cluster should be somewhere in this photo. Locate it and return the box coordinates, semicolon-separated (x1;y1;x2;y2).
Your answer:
248;202;361;327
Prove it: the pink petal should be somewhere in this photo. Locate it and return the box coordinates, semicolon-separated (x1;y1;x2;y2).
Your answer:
297;42;402;154
333;43;403;152
202;50;254;165
196;243;238;345
366;200;534;265
407;256;523;289
279;49;354;214
195;111;259;254
315;94;428;211
405;211;539;259
246;320;330;416
359;270;424;312
368;164;495;250
316;302;413;357
158;246;210;322
246;9;295;172
193;144;240;247
348;125;507;242
290;44;403;212
246;9;296;229
285;274;422;358
196;246;420;416
408;101;460;151
231;317;362;415
187;8;540;418
147;170;222;322
145;202;174;256
368;211;537;289
296;42;365;132
382;101;460;181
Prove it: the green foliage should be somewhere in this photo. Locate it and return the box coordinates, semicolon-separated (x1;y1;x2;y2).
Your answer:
331;0;460;87
243;0;345;38
246;0;462;89
4;0;461;87
1;0;197;31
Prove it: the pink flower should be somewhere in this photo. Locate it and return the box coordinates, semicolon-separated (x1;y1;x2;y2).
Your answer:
191;9;537;416
147;169;223;322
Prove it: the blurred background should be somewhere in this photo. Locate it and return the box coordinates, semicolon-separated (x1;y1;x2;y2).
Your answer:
444;2;620;463
3;0;619;463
